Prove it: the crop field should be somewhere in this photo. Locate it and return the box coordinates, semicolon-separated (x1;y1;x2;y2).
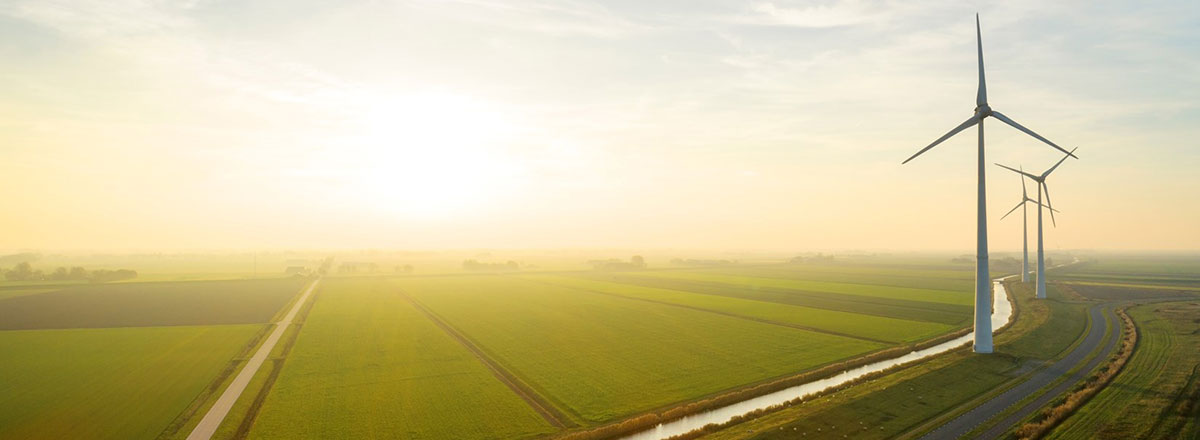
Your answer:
0;287;55;301
1048;301;1200;439
579;270;971;325
246;277;557;440
0;278;308;330
399;275;885;423
524;274;953;343
239;261;979;438
0;324;263;440
1053;255;1200;288
701;264;977;293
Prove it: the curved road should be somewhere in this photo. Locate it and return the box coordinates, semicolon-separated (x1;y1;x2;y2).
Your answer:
920;302;1118;440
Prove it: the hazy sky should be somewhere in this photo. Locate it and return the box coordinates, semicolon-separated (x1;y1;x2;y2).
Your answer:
1;0;1197;251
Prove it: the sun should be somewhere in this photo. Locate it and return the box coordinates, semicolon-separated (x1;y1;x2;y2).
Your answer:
336;91;523;219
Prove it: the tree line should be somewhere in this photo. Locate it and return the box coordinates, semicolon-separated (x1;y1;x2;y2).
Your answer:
3;262;138;283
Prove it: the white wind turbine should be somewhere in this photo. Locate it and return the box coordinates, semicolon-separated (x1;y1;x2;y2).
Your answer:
996;147;1077;300
901;14;1077;353
998;168;1058;283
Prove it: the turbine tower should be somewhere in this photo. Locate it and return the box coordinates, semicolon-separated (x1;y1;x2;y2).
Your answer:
996;147;1077;299
998;169;1058;283
901;15;1077;354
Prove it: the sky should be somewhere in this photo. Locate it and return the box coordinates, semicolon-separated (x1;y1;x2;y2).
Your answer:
1;0;1197;252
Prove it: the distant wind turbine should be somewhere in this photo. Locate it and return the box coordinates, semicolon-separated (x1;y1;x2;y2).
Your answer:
901;14;1078;354
996;147;1077;300
998;168;1058;283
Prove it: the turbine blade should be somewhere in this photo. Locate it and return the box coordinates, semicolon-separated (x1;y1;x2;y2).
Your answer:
995;162;1040;180
1020;165;1028;198
901;115;979;164
991;111;1078;159
1043;182;1057;227
976;14;987;107
1043;147;1079;178
1000;200;1023;220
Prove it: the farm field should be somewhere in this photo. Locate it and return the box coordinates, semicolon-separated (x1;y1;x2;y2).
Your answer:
239;260;981;439
0;324;263;440
524;274;954;343
0;278;308;330
245;277;557;440
1052;255;1200;288
699;265;976;293
580;270;971;325
1048;301;1200;439
0;287;55;301
399;275;886;424
627;270;972;305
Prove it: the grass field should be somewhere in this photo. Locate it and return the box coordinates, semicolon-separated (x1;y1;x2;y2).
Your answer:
398;275;885;424
702;264;976;293
581;271;971;325
0;288;55;301
0;324;263;440
524;274;954;343
0;278;307;330
1053;256;1200;288
1048;301;1200;439
702;281;1091;439
246;277;557;440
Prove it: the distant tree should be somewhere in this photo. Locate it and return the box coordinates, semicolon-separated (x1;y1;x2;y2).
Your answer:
6;262;34;281
631;255;645;268
506;260;519;270
69;267;88;280
50;267;69;281
403;264;413;273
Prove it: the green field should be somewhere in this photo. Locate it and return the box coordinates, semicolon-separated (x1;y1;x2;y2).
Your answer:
699;264;976;296
399;275;885;423
525;274;953;343
247;277;557;440
581;271;970;325
0;325;263;440
1053;256;1200;288
1048;301;1200;439
0;288;54;301
0;278;307;330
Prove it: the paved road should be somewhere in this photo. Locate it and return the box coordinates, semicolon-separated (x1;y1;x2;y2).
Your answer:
185;279;320;440
920;303;1117;440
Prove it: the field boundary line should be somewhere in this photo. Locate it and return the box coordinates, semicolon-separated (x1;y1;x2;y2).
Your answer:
183;278;320;440
398;292;574;429
522;275;895;344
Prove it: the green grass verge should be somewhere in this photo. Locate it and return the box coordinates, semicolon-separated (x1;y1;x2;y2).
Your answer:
1047;301;1200;439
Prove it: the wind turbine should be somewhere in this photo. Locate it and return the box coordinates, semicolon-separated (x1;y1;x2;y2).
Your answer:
901;14;1077;354
996;147;1077;300
998;168;1058;283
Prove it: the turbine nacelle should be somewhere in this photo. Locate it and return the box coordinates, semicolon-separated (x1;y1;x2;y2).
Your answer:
975;104;993;117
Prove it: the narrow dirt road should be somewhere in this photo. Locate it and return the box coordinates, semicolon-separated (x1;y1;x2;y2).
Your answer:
185;279;320;440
